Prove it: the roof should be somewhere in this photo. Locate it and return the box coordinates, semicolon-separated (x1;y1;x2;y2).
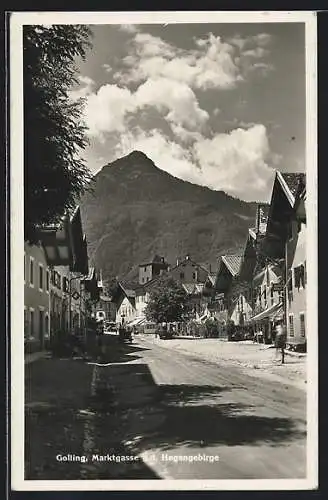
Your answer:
280;172;306;197
206;274;217;286
221;255;242;277
249;302;283;323
170;256;209;274
119;280;142;298
276;172;306;207
182;283;205;295
139;254;167;267
248;228;257;239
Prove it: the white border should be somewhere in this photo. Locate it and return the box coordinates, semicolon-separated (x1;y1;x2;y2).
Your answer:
10;10;318;491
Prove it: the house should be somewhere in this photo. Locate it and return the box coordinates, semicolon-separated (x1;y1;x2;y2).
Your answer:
168;255;209;284
113;281;142;326
24;242;51;353
250;263;284;343
214;254;243;326
264;171;306;349
95;294;116;322
285;182;307;348
37;206;90;343
138;255;169;284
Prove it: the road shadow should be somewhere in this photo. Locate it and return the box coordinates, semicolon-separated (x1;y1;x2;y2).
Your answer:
25;358;306;480
93;363;306;453
94;336;152;364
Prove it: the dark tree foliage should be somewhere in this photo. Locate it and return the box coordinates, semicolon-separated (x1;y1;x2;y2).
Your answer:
145;276;189;324
23;25;93;241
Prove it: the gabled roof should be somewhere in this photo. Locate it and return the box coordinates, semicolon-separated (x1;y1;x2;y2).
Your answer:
119;280;141;298
221;255;242;277
206;274;217;286
170;256;209;274
276;171;306;207
280;172;306;197
182;283;205;295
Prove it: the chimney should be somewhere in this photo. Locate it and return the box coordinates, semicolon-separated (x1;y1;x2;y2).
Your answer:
186;255;190;261
176;259;179;266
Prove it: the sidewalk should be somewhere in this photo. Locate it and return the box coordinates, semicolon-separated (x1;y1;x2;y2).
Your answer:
142;336;307;391
24;338;162;480
25;350;51;365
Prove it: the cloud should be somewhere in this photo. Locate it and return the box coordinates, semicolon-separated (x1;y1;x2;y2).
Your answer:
228;32;273;50
83;84;135;139
69;75;95;100
193;124;275;200
102;63;112;73
113;30;274;91
119;24;139;34
114;32;242;90
249;62;275;76
243;47;269;58
135;77;209;130
113;124;275;202
82;77;209;140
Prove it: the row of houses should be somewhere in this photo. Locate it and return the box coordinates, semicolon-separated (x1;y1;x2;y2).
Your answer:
214;171;306;348
24;207;103;353
113;171;307;349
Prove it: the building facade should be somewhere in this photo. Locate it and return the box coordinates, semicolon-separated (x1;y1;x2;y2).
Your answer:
24;242;51;352
285;186;307;348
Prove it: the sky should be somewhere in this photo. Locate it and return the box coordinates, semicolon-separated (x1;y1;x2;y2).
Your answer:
72;21;306;202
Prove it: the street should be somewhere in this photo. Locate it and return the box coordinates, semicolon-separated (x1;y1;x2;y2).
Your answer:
25;334;306;480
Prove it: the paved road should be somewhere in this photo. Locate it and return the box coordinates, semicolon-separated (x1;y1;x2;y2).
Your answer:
121;334;306;480
25;334;306;481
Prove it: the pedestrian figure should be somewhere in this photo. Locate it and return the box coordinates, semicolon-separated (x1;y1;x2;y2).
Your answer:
275;321;287;364
96;320;105;359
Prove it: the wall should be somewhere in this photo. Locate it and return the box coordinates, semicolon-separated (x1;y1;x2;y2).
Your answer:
49;266;84;338
135;291;150;318
139;264;153;284
286;222;306;345
230;293;253;325
170;260;208;283
116;296;136;325
24;242;50;352
253;266;281;315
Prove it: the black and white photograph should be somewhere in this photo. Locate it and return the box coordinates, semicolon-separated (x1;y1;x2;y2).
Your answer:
10;11;317;491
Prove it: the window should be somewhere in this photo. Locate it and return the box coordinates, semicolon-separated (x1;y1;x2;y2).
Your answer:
24;308;28;340
39;265;44;290
29;257;34;286
45;314;49;339
300;313;306;337
180;272;185;279
270;282;274;305
29;309;35;338
289;314;294;337
62;277;69;292
144;267;147;272
192;272;196;279
46;270;50;292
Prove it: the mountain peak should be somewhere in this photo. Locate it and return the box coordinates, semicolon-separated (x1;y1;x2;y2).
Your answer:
81;152;257;279
127;150;150;161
